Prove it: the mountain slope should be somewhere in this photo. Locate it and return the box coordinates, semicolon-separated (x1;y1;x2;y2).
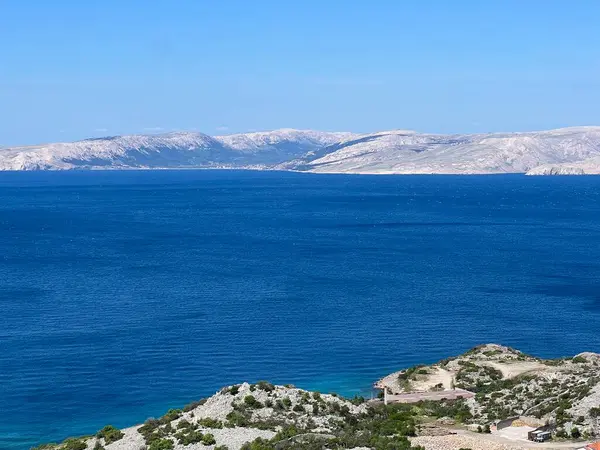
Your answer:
2;127;600;173
527;155;600;175
0;129;355;171
214;128;356;162
0;132;227;170
293;127;600;174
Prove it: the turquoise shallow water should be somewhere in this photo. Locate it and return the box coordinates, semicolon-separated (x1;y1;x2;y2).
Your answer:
1;171;600;449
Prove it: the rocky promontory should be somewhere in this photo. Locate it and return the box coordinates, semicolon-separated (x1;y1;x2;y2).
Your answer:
33;345;600;450
377;344;600;444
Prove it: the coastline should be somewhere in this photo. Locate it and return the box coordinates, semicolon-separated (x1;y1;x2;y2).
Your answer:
28;344;600;450
2;166;598;175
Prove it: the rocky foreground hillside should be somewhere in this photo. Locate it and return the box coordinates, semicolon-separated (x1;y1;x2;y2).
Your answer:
34;381;422;450
34;345;600;450
378;344;600;438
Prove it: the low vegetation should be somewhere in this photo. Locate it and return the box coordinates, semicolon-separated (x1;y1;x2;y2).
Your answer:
32;345;600;450
380;344;600;439
239;403;427;450
96;425;124;444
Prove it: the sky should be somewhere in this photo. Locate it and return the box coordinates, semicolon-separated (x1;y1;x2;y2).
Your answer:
2;0;600;146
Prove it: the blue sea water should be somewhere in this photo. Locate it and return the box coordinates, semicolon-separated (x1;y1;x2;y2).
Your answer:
1;170;600;449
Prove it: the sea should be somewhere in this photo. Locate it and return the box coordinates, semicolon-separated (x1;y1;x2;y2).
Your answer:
1;170;600;449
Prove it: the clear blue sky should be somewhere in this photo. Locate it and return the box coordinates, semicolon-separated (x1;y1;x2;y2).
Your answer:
2;0;600;145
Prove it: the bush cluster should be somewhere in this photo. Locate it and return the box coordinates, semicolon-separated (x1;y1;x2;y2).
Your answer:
243;395;264;409
96;425;124;444
240;403;423;450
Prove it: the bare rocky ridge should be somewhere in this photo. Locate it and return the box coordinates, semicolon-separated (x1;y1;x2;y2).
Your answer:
526;156;600;175
0;130;354;171
3;127;600;174
294;127;600;174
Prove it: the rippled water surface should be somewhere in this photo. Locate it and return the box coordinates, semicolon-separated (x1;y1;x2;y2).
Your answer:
1;171;600;449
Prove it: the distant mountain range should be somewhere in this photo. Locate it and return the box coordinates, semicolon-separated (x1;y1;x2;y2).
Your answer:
3;127;600;174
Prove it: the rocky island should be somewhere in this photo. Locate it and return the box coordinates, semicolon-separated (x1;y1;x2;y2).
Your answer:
33;345;600;450
4;127;600;175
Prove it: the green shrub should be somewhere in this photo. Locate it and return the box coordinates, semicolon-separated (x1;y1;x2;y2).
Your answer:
159;409;182;425
273;425;300;441
226;411;250;427
255;381;275;392
198;417;223;428
96;425;124;444
202;433;216;445
148;438;174;450
139;418;161;436
177;419;192;429
555;428;567;438
571;427;581;439
398;365;426;382
351;395;366;405
62;439;87;450
292;404;304;413
328;401;341;413
176;430;204;445
243;395;263;409
240;438;273;450
300;392;310;404
419;398;473;423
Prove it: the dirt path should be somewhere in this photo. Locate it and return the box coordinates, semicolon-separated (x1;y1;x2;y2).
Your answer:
412;367;456;391
455;429;592;449
386;389;474;403
376;366;457;393
484;361;549;379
